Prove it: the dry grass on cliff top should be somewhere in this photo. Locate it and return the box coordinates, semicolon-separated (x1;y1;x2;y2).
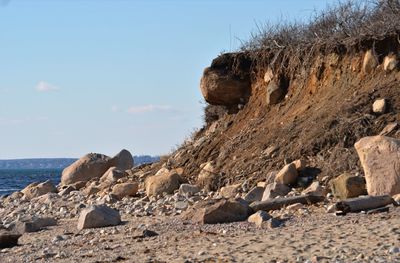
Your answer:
240;0;400;77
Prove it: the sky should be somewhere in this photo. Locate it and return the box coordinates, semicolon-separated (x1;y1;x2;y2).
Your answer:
0;0;336;159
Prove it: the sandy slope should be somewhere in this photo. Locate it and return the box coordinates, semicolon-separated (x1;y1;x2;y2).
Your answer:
1;205;399;263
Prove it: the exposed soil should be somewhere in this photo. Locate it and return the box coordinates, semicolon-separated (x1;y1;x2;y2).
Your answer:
165;48;400;191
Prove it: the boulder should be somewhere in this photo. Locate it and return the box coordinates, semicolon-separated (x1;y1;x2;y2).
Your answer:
372;99;387;114
266;81;284;105
179;184;201;196
77;205;121;230
302;181;327;197
200;67;251;106
145;168;186;196
355;136;400;196
58;186;75;196
0;231;21;248
31;193;60;204
12;217;57;234
274;163;298;185
110;149;134;170
330;173;367;200
100;167;127;186
21;180;57;200
244;186;265;203
262;182;291;201
61;153;112;185
362;50;378;73
111;182;139;199
182;198;252;224
383;55;398;72
247;211;271;227
197;162;220;191
220;184;241;198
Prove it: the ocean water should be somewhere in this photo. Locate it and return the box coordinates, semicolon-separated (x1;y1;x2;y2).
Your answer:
0;169;62;196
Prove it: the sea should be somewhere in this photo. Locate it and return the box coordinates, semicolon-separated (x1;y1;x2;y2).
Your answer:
0;169;62;197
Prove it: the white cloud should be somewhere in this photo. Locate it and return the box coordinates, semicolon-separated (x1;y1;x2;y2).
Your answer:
35;81;59;92
127;104;172;114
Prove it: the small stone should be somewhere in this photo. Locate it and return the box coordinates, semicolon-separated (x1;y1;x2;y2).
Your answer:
286;203;304;211
326;204;336;213
262;182;291;201
77;205;121;230
175;201;189;210
244;186;264;203
274;163;298;185
247;211;271;227
142;229;158;238
372;99;387;114
389;247;400;254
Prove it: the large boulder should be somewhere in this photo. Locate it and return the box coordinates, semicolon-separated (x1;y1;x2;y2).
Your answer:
330;173;367;200
61;153;112;186
362;50;378;73
21;180;57;200
77;205;121;230
200;68;251;106
145;168;186;196
111;149;134;170
355;136;400;196
182;198;252;224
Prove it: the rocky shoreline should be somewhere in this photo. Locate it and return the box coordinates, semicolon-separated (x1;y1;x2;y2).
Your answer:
0;142;399;262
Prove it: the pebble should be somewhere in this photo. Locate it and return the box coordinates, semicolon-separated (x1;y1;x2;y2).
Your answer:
389;247;400;254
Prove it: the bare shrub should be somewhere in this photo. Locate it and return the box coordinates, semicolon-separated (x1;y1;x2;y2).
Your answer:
240;0;400;79
203;104;228;125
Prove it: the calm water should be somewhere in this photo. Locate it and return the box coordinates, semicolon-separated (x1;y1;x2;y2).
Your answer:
0;169;62;196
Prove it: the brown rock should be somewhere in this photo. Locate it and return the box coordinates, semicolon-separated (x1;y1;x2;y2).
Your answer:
355;136;400;196
182;199;252;224
372;99;387;114
383;54;398;72
111;182;139;199
247;211;271;227
274;163;298;185
61;153;112;186
100;167;127;187
197;162;220;191
21;180;57;200
262;182;291;201
220;184;241;198
330;173;367;200
145;168;186;196
302;181;327;197
200;67;251;106
292;159;306;170
83;183;101;196
362;50;378;74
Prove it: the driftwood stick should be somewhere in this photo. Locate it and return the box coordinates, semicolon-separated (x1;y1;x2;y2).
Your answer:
335;195;394;213
250;195;325;212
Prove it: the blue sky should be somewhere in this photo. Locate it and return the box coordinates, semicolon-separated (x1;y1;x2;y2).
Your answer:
0;0;335;159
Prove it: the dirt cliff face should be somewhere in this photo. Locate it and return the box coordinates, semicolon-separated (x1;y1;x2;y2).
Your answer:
163;38;400;191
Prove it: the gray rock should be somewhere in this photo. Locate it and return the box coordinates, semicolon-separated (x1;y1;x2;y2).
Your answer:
12;217;57;234
77;205;121;230
262;182;291;201
244;186;265;203
179;184;200;196
0;230;21;248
